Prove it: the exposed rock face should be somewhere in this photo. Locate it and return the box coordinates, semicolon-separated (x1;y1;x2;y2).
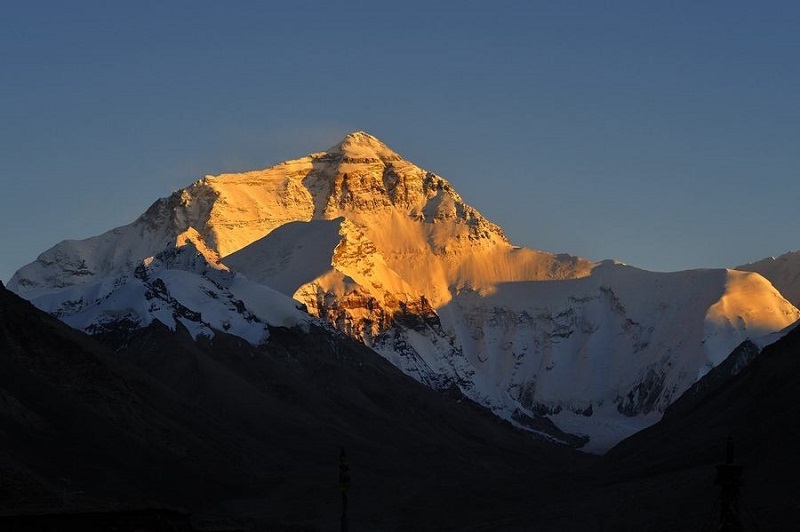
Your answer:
8;132;800;450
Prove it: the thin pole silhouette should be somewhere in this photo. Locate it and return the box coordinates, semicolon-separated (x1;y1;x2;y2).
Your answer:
340;447;351;532
715;437;743;532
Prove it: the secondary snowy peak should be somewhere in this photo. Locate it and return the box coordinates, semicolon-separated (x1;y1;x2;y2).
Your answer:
27;243;311;345
736;250;800;306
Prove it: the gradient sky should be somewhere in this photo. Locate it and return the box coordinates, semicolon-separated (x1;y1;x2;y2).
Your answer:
2;1;799;283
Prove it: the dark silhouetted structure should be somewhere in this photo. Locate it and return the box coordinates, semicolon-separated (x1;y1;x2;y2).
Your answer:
715;437;743;532
340;447;351;532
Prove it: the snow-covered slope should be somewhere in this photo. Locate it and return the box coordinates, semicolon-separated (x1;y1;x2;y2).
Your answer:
441;264;798;451
27;243;310;346
9;131;800;451
737;250;800;307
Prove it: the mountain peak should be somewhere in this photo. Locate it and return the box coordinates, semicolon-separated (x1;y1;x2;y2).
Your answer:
327;131;403;162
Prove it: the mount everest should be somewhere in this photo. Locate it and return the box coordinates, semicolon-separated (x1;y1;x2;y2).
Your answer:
9;131;800;451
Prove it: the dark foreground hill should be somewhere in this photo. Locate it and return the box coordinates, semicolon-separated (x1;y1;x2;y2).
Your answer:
0;281;592;530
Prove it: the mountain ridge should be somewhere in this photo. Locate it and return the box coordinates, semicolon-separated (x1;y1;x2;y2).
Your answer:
9;132;800;450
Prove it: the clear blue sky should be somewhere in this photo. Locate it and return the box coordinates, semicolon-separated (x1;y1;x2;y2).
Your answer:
2;1;799;283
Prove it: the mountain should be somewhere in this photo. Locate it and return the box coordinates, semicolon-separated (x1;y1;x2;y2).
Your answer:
0;279;593;530
737;250;800;306
9;132;800;450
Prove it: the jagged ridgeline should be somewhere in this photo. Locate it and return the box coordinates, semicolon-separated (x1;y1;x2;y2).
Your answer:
10;132;800;451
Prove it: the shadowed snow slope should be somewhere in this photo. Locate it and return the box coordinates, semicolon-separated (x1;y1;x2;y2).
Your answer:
8;132;800;450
